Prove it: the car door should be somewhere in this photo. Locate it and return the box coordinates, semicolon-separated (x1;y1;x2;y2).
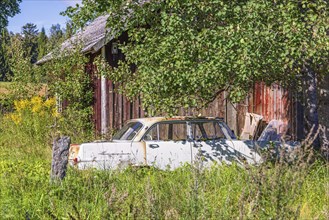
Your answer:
143;121;193;170
190;120;261;166
228;140;262;164
190;120;236;166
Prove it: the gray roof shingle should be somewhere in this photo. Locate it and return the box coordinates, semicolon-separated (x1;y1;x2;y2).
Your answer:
36;0;152;65
36;15;112;64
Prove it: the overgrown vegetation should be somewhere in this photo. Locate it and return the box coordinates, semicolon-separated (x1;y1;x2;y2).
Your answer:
0;113;328;219
41;44;95;141
0;101;328;219
0;31;94;141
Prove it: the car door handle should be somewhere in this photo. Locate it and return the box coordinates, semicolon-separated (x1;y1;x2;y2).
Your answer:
194;143;202;148
149;144;159;149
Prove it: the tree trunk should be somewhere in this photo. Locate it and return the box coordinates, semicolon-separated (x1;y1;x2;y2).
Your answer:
303;64;320;150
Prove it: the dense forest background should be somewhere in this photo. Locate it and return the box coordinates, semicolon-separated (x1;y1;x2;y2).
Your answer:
0;22;73;81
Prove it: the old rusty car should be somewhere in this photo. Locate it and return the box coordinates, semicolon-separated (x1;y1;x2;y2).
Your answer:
69;117;263;170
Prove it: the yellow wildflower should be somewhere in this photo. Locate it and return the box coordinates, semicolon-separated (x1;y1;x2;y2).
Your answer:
44;98;56;109
10;113;22;125
14;99;29;112
31;96;42;105
52;109;60;118
31;96;43;113
13;100;19;110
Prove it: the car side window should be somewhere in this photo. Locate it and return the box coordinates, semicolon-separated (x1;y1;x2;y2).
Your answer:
172;123;187;141
192;121;225;140
144;122;187;141
191;123;203;140
204;121;225;139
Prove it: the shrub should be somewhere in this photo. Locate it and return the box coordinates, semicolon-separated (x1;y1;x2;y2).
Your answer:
2;96;59;145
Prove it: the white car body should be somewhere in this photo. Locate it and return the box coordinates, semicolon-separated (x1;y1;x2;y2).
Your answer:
70;117;263;170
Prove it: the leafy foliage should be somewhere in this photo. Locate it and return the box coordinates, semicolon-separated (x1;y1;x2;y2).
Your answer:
0;0;21;78
0;0;21;30
61;0;113;31
0;25;94;144
0;17;95;139
64;21;74;39
42;44;94;140
65;0;329;115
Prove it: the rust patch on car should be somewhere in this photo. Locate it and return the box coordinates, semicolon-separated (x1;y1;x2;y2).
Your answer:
142;141;147;165
135;116;219;123
69;144;80;162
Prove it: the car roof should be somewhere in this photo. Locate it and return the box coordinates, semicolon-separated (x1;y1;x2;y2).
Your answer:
129;116;224;127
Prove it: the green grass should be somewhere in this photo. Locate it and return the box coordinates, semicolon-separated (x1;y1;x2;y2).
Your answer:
0;82;12;87
0;82;47;98
0;112;328;219
0;82;12;97
1;153;327;219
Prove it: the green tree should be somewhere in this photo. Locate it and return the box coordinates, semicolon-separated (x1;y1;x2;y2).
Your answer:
37;27;48;60
48;24;64;50
61;0;111;31
6;33;42;99
0;0;21;31
21;23;39;64
65;0;329;146
64;21;74;39
0;28;11;80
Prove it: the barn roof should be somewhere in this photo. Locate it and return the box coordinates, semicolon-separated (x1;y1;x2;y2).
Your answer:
36;15;112;65
36;0;152;65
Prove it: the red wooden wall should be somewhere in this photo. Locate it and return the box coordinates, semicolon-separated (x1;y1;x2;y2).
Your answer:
248;82;290;123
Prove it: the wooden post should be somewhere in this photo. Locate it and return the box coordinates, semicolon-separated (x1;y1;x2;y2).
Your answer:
224;91;238;135
101;46;108;135
51;136;70;181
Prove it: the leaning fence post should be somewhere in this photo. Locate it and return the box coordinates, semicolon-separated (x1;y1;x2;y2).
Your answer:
51;136;71;181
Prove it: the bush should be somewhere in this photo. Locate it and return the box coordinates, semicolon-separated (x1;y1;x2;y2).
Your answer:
1;96;58;147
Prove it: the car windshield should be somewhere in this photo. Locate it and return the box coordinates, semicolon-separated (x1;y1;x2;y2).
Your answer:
112;122;143;140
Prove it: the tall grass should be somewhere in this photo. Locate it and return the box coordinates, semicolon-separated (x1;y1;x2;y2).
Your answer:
1;158;327;219
0;99;328;219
